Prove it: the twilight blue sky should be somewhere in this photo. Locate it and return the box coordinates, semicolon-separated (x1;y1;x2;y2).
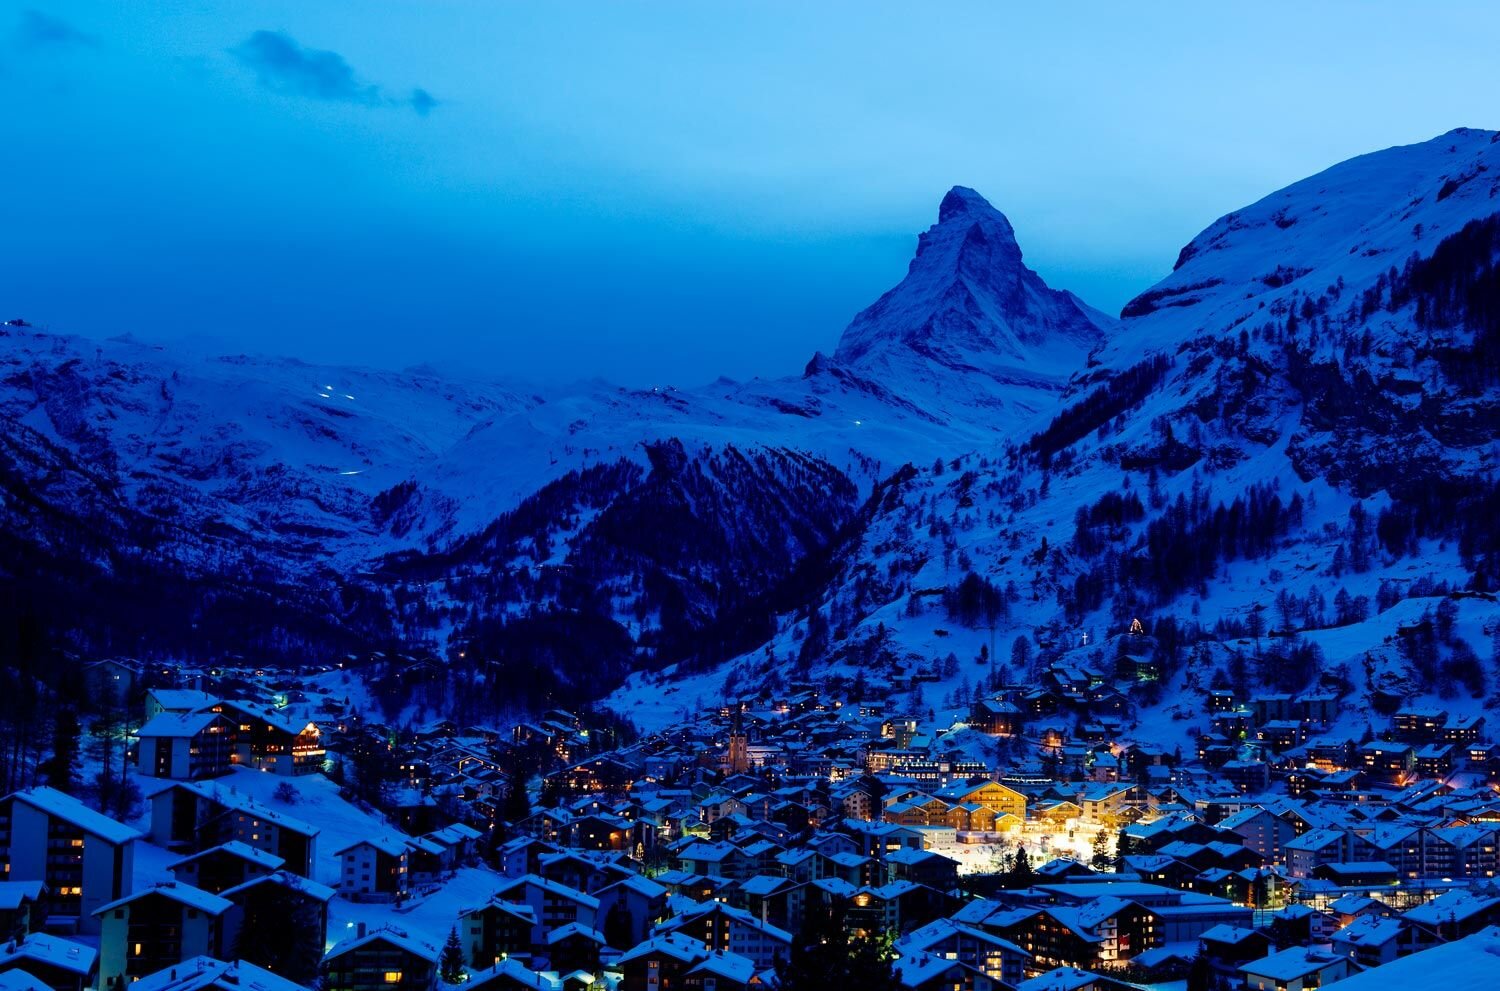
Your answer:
3;2;1496;385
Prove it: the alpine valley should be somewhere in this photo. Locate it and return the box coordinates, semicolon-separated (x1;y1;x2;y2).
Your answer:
3;127;1499;740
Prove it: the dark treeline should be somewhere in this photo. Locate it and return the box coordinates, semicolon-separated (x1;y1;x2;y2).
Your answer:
943;570;1009;628
1063;482;1300;622
1028;353;1174;461
1363;214;1500;389
1377;476;1500;592
1072;491;1146;557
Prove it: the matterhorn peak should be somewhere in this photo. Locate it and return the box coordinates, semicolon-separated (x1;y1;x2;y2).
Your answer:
938;185;1004;224
831;185;1109;399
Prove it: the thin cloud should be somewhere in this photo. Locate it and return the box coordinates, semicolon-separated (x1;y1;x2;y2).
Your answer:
16;9;96;48
410;87;438;117
231;30;437;116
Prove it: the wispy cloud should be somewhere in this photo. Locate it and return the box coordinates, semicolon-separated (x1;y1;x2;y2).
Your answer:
16;9;95;49
231;30;437;116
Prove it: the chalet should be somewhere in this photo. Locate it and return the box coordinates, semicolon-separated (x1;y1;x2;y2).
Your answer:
1250;695;1294;724
1360;742;1415;785
212;701;325;776
485;874;600;947
1240;947;1351;991
323;926;438;991
936;781;1028;821
1221;760;1271;794
969;699;1024;736
893;954;1008;991
1415;743;1456;777
537;850;627;895
1078;784;1137;826
1255;720;1306;752
94;882;235;989
542;922;609;973
460;900;536;968
895;918;1029;988
0;786;139;934
1197;923;1271;967
1330;915;1416;968
1402;889;1500;947
657;901;792;969
885;848;959;890
597;873;668;949
83;659;140;708
1285;828;1351;878
143;689;219;722
618;933;742;991
135;712;236;780
336;837;410;901
1440;713;1485;745
1393;708;1448;742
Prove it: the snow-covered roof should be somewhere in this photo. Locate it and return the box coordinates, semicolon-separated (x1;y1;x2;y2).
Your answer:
95;881;235;917
167;840;285;872
466;958;561;991
334;834;410;858
325;925;439;962
146;688;220;711
0;880;45;910
1241;947;1346;981
6;786;141;845
1332;926;1500;988
153;780;319;837
137;711;226;738
126;956;310;991
0;932;98;976
220;869;336;904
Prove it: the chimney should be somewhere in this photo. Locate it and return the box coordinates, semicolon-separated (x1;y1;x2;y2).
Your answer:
357;922;367;938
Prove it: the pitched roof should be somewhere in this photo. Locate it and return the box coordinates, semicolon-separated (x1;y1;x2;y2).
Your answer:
0;932;98;976
152;780;319;838
325;925;439;963
126;956;311;991
167;840;285;872
96;881;235;917
5;786;141;845
137;711;227;738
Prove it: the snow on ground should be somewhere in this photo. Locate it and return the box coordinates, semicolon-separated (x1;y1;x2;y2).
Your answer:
327;866;500;953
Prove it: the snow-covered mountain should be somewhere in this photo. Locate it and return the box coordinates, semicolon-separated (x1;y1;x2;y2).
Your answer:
833;185;1111;418
3;128;1497;726
609;128;1500;736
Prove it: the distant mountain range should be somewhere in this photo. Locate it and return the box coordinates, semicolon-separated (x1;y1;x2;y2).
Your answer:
3;127;1497;727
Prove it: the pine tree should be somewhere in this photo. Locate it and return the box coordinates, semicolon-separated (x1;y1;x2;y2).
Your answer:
440;926;466;984
233;882;324;983
1005;847;1036;888
1186;952;1217;991
776;899;898;991
40;708;81;793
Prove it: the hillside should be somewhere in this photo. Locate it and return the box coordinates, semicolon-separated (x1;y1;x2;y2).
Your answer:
607;128;1500;737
